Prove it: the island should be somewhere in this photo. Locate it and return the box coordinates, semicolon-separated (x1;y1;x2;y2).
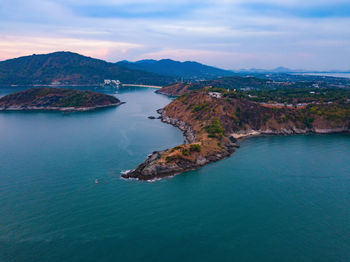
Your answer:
0;87;122;112
122;86;350;180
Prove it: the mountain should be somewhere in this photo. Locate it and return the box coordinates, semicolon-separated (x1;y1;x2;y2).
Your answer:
117;59;235;80
237;67;298;74
0;52;175;86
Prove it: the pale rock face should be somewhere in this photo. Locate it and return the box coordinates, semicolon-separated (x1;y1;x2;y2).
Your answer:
231;130;261;139
158;108;197;143
313;127;348;133
229;127;350;140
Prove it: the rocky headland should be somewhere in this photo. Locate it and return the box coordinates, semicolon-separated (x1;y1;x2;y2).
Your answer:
122;90;350;181
0;87;122;112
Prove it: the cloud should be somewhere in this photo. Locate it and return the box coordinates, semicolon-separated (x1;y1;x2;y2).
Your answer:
240;2;350;18
68;2;208;19
0;35;143;61
0;0;349;70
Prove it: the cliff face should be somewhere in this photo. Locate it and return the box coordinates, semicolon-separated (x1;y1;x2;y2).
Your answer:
0;87;122;111
123;91;350;181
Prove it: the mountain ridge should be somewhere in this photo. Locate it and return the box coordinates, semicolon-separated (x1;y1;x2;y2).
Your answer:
0;51;175;86
117;58;236;80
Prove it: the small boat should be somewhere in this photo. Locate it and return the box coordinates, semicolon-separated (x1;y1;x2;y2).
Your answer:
95;179;99;184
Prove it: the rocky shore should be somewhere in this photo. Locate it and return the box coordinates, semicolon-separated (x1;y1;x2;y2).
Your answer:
156;108;197;143
122;123;349;181
122;108;239;181
121;148;232;181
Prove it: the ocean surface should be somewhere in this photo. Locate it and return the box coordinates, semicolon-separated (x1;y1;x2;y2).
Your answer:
297;72;350;79
0;86;350;262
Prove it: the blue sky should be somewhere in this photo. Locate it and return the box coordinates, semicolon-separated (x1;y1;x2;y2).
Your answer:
0;0;349;70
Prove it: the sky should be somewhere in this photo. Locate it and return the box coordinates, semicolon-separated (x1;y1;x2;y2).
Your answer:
0;0;349;70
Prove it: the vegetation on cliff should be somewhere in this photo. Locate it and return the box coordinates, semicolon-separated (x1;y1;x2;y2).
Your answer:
0;87;121;111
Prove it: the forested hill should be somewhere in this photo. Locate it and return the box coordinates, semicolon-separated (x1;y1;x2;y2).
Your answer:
117;59;235;80
0;52;175;86
157;76;270;96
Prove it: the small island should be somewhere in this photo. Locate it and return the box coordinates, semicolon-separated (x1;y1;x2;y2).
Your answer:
123;86;350;181
0;87;122;112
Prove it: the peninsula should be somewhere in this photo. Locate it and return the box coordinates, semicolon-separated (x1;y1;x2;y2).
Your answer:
123;86;350;180
0;87;122;112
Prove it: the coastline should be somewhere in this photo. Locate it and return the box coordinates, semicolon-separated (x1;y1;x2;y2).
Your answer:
122;108;349;181
4;84;164;89
122;108;236;181
156;108;197;143
231;127;350;140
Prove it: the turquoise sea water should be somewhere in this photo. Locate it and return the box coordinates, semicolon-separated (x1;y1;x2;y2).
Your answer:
0;87;350;262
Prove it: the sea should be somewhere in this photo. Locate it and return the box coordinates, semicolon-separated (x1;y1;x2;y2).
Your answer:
0;86;350;262
297;72;350;79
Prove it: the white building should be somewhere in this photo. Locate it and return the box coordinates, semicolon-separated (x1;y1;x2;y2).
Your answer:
208;92;222;99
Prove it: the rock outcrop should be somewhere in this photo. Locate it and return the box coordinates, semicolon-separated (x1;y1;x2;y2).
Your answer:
157;108;197;143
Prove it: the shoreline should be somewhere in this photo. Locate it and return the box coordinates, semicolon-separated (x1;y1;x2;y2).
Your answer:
156;108;197;143
0;102;124;112
231;127;350;140
2;84;164;89
122;108;236;181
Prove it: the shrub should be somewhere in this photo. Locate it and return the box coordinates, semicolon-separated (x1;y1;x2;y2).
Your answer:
165;155;176;163
190;144;201;152
182;148;190;156
192;103;208;112
177;94;189;102
206;117;225;138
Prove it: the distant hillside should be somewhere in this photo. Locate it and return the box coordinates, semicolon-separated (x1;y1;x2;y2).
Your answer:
157;76;270;96
237;67;350;74
117;59;235;80
0;52;175;86
158;73;350;97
